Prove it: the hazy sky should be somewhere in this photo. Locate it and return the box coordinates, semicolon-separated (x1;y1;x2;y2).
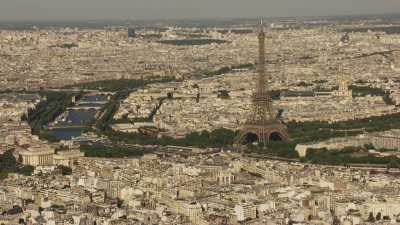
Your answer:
1;0;400;21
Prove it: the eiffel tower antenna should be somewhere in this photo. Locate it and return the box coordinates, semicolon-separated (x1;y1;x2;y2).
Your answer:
234;21;289;145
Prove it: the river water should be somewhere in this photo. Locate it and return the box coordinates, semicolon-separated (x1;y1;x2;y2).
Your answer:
50;95;108;140
341;26;400;34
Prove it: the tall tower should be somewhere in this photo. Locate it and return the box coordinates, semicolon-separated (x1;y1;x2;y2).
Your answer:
235;21;288;145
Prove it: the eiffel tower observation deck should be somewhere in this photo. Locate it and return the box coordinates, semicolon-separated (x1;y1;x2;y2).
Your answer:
235;21;289;145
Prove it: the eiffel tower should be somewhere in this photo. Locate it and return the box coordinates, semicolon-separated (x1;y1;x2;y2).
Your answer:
235;21;289;145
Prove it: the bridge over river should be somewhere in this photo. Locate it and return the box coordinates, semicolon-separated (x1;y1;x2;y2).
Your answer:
67;105;103;110
47;125;87;130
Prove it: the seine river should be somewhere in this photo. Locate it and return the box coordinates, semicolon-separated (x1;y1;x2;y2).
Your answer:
50;95;108;140
341;26;400;34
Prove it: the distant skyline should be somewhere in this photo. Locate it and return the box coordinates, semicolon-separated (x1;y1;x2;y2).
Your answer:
0;0;400;21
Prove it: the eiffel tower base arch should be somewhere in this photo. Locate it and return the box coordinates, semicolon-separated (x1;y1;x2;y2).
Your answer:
235;123;289;145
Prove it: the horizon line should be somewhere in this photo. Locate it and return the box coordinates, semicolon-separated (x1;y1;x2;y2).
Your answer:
1;12;400;24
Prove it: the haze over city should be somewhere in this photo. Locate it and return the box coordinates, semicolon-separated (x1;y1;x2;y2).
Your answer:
1;0;400;21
